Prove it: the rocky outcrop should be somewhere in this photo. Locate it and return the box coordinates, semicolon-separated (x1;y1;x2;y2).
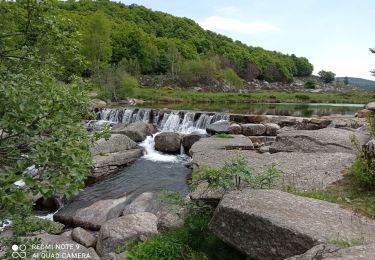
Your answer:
206;120;230;135
91;134;137;156
286;244;375;260
248;136;276;147
182;133;206;153
72;227;97;248
90;134;142;182
242;123;266;136
54;196;128;230
154;132;181;153
91;149;143;182
264;123;280;136
356;109;375;118
189;181;225;206
209;189;375;260
190;135;254;155
295;118;332;130
270;128;369;154
112;121;155;142
96;212;158;256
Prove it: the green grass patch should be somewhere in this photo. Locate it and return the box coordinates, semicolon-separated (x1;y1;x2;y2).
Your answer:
286;174;375;219
123;213;246;260
12;216;64;236
328;239;364;248
214;133;234;138
131;87;372;104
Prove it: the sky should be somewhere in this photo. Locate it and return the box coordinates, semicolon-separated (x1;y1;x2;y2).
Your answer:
121;0;375;80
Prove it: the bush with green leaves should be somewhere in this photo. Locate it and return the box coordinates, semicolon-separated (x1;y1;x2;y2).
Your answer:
11;216;64;236
191;156;282;190
220;68;243;89
125;213;246;260
304;79;316;89
318;70;336;83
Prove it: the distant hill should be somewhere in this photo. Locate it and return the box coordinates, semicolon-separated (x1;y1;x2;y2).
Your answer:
336;77;375;91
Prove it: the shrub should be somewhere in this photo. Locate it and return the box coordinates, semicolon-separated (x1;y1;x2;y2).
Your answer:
12;216;64;236
318;70;336;83
304;79;316;89
191;156;282;190
220;68;243;89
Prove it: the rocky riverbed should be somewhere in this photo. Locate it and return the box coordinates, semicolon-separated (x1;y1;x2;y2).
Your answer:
2;104;375;260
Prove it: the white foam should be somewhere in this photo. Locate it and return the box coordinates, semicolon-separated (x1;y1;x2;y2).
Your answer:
139;134;179;163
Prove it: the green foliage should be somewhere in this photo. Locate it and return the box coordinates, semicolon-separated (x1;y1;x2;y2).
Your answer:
371;47;375;77
318;70;336;83
304;79;316;89
328;239;363;248
12;216;64;236
191;156;282;190
295;94;310;101
179;57;221;87
344;76;349;85
126;213;245;260
214;133;234;139
0;0;92;220
220;68;243;88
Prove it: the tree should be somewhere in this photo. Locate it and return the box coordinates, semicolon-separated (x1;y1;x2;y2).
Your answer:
81;11;112;85
0;0;92;220
318;70;336;83
167;42;181;79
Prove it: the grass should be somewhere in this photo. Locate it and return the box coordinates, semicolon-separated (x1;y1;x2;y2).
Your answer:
214;133;234;138
286;174;375;219
130;87;373;104
121;213;246;260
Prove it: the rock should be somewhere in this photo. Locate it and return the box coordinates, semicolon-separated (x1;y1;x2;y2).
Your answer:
325;116;366;129
87;247;100;260
154;132;181;153
248;136;276;146
54;196;128;230
242;123;266;136
190;135;254;156
122;192;185;232
96;212;158;256
270;128;369;154
71;227;97;248
363;139;375;161
112;121;153;142
209;189;375;259
182;133;205;153
91;148;143;182
91;99;107;109
264;123;280;136
206;120;230;135
259;145;270;153
356;109;375;118
29;233;94;260
366;102;375;111
90;134;137;156
228;123;242;134
229;114;269;124
286;243;375;260
189;181;225;207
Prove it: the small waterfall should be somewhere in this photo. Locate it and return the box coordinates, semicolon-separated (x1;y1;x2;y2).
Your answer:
95;108;229;134
139;135;179;162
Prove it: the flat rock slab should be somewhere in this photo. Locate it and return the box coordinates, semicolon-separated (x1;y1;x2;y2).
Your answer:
90;134;137;156
209;189;375;260
287;243;375;260
190;135;254;153
270;128;369;154
54;196;128;230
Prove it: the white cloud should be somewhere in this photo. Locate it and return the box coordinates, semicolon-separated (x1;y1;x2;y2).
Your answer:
215;6;240;16
199;16;279;34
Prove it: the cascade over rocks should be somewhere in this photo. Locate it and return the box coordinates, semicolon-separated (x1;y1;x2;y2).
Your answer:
96;212;158;256
154;132;181;153
209;189;375;260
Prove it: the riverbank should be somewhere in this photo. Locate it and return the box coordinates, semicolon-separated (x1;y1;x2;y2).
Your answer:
129;87;374;104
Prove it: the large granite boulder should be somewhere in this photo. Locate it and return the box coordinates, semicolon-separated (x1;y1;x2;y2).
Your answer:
71;227;97;248
242;123;266;136
366;102;375;111
112;121;154;142
181;133;206;153
264;123;280;136
209;189;375;260
90;134;137;156
54;196;128;230
356;109;375;118
154;132;181;153
296;118;332;130
96;212;158;256
206;120;230;135
228;123;242;134
286;243;375;260
91;148;143;182
270;127;369;154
